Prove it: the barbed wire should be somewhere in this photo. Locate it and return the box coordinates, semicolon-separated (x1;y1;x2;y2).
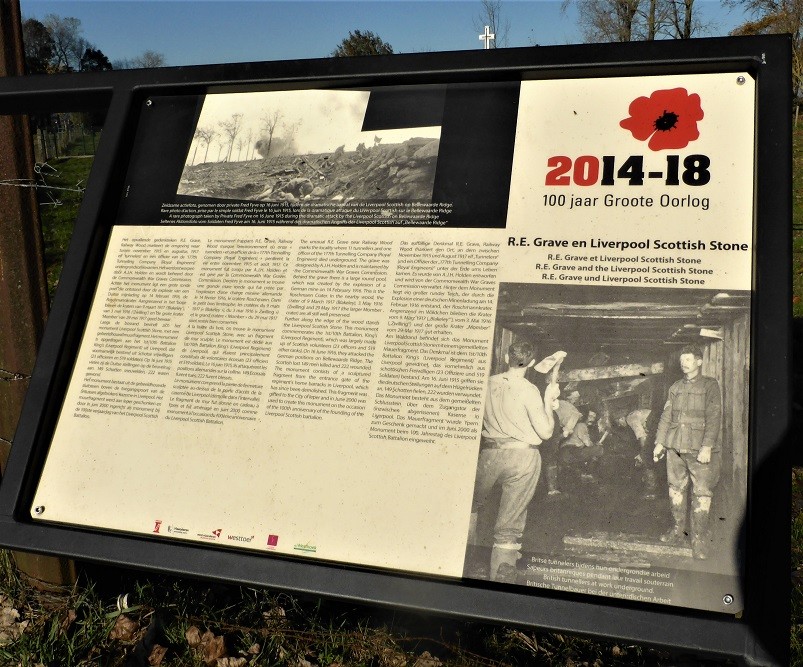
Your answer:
0;160;82;448
0;369;30;383
0;161;85;207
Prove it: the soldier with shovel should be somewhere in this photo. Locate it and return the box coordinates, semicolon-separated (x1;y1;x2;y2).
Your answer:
467;342;563;582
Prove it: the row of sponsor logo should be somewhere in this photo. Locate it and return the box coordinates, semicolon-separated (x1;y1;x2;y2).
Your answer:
151;520;316;554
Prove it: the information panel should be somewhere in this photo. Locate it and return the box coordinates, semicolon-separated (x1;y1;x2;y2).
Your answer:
32;72;754;615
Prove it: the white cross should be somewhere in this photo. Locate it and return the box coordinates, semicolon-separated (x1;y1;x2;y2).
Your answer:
479;25;495;49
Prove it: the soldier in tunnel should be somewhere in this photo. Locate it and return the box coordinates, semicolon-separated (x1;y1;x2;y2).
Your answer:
652;344;722;560
468;340;561;582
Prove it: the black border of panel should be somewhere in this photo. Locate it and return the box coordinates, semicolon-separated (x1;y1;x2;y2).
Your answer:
0;35;792;665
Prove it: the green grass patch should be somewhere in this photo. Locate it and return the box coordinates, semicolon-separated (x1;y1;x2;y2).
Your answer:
37;156;93;298
62;129;101;157
37;128;102;162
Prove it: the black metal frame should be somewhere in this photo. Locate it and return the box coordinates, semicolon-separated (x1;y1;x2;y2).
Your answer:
0;35;792;665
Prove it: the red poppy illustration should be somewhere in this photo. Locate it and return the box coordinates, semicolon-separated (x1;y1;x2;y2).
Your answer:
620;88;704;151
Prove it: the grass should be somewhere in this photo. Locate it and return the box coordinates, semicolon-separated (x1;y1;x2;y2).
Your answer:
34;127;102;163
0;556;675;666
36;154;93;297
3;127;801;665
0;552;114;666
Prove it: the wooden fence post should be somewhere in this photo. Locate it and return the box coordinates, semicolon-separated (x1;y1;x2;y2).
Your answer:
0;0;76;588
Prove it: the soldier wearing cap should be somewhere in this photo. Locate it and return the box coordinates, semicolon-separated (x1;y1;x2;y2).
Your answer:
653;344;722;559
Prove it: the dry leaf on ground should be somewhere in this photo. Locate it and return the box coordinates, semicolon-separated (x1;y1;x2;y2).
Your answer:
202;632;227;665
109;614;139;641
216;658;246;667
413;651;440;667
186;625;203;647
0;596;28;646
186;627;228;665
262;606;287;627
148;644;168;666
381;647;408;667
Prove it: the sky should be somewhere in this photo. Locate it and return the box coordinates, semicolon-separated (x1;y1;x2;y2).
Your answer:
19;0;750;67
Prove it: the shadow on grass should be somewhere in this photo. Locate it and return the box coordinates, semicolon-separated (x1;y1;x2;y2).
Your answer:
0;555;679;666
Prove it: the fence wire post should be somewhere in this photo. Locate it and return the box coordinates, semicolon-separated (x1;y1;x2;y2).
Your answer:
0;0;77;589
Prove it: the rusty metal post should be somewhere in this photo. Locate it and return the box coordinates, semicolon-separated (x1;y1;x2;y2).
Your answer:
0;0;76;588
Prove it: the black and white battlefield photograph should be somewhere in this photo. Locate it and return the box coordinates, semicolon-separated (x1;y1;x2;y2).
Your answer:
177;89;441;203
464;283;750;611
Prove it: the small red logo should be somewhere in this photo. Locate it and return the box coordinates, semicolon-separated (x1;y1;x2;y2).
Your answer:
153;520;162;534
212;528;222;538
620;88;704;151
267;534;279;547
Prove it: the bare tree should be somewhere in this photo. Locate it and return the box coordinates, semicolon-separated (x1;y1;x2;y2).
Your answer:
193;126;216;164
258;110;282;158
192;126;211;165
644;0;662;38
563;0;692;41
663;0;714;38
473;0;510;48
243;129;254;160
42;14;84;70
111;58;131;69
729;0;803;97
642;0;692;39
113;51;167;70
218;114;243;162
282;120;302;153
568;0;642;41
668;0;695;37
132;50;166;68
190;130;201;166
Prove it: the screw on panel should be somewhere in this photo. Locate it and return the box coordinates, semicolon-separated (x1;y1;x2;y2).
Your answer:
723;594;734;605
145;99;153;107
736;76;746;86
33;506;45;515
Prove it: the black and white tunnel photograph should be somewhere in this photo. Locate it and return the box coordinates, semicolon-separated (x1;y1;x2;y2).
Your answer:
464;283;750;611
